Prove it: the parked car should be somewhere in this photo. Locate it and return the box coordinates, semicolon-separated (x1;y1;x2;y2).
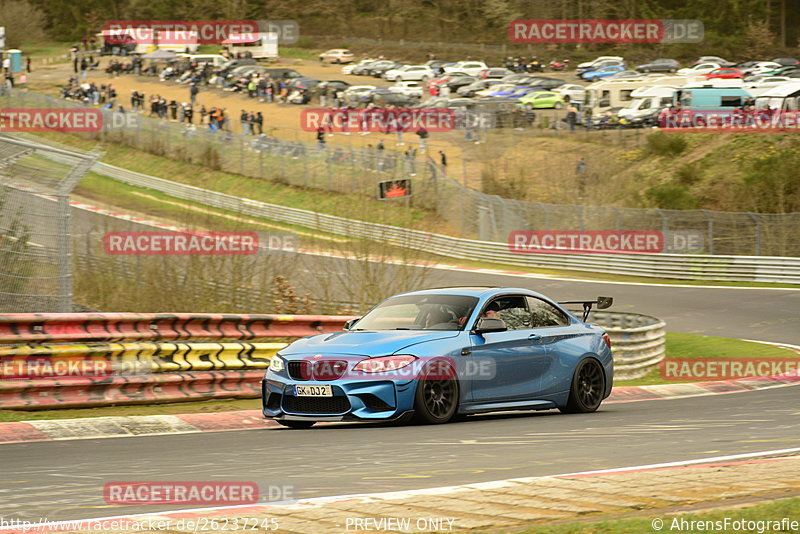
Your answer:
351;60;381;76
701;67;744;80
261;68;302;80
457;79;504;97
342;58;377;75
369;61;405;77
528;78;567;90
425;60;452;75
341;85;377;104
287;77;323;91
475;83;516;97
763;65;800;77
443;61;489;76
635;58;680;73
480;67;514;79
575;56;624;74
553;84;586;103
319;49;355;64
677;62;722;75
487;84;534;98
517;91;566;109
262;287;614;427
606;70;643;79
317;80;351;93
771;57;800;66
389;81;424;98
693;56;735;67
383;65;436;82
363;89;419;107
742;61;783;76
744;76;792;89
581;65;626;82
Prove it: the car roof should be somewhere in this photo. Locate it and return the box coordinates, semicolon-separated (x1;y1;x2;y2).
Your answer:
392;286;553;300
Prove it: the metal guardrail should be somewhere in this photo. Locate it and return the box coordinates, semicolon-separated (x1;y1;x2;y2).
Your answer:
0;311;665;407
589;311;666;380
90;160;800;284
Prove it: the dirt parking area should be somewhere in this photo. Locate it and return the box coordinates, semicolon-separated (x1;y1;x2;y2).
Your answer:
34;57;477;184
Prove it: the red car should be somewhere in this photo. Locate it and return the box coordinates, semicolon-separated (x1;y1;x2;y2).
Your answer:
702;67;744;79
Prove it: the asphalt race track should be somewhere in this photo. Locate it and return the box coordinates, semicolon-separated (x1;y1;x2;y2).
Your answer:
2;386;798;521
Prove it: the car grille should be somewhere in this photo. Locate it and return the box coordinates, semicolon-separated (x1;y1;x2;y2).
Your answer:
287;360;348;381
282;395;350;415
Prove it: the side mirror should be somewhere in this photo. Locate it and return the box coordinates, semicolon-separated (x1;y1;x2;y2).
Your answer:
473;317;507;334
343;318;361;331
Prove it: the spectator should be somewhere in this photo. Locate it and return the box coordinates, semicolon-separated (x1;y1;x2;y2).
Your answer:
439;150;447;172
168;100;178;121
316;126;326;147
416;126;428;152
240;109;250;135
320;84;329;107
190;83;198;105
254;111;263;135
566;102;578;132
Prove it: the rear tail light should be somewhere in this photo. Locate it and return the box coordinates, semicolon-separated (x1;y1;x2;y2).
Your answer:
602;333;612;349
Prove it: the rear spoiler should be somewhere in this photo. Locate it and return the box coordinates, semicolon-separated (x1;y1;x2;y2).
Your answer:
558;296;613;322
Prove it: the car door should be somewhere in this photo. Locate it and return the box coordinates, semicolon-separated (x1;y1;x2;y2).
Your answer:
524;296;580;396
467;295;550;402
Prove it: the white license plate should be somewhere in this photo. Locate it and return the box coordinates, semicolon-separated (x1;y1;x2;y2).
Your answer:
294;385;333;397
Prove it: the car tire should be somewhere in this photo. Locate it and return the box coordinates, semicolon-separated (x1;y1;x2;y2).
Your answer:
421;76;430;82
554;102;563;109
524;103;534;111
412;363;459;424
277;420;315;429
643;68;650;73
560;358;605;414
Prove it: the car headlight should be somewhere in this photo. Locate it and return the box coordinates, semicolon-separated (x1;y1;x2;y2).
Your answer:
269;355;285;372
353;355;417;373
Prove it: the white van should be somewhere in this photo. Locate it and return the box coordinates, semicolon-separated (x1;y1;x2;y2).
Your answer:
586;76;688;112
618;86;676;120
223;32;278;59
754;82;800;111
177;54;228;67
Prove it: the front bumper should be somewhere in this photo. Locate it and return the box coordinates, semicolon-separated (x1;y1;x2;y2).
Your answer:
262;376;416;422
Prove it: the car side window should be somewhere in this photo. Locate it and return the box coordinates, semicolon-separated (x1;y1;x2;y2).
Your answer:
481;296;531;331
526;297;570;328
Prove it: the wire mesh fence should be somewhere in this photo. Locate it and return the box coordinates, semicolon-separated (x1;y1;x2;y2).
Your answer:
0;136;100;312
2;89;799;256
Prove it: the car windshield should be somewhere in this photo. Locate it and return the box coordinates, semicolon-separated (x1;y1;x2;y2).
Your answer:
353;294;479;331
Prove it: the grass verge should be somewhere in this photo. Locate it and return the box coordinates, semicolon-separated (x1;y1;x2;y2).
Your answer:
497;496;800;534
615;333;797;386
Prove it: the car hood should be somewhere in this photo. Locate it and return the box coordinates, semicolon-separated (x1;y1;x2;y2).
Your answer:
281;330;460;357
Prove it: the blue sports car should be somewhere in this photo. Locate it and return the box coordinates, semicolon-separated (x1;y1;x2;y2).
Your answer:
262;287;614;428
